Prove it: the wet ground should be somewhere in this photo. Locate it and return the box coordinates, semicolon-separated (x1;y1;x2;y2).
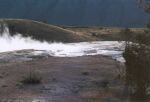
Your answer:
0;55;125;102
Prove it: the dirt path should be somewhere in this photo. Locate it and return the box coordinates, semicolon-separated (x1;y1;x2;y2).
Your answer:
0;55;124;102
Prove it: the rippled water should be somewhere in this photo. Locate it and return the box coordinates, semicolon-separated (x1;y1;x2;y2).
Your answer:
0;0;149;27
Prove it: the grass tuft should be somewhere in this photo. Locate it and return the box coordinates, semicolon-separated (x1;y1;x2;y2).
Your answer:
21;72;42;84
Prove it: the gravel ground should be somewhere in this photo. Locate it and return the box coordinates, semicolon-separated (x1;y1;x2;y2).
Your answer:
0;53;125;102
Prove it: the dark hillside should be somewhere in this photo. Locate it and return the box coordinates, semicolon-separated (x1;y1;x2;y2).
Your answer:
0;19;94;42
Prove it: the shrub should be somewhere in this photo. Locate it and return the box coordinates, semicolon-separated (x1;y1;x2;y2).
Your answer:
136;33;150;45
21;72;42;84
123;44;150;96
144;29;150;34
91;32;97;36
120;28;133;42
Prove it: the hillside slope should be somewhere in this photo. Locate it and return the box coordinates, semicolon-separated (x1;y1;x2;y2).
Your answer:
0;19;95;42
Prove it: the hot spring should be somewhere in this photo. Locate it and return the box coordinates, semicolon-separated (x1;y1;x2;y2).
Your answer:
0;25;125;62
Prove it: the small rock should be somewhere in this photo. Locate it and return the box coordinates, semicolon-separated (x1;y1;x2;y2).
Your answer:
82;72;89;76
2;85;8;88
0;75;3;78
52;78;56;81
101;80;109;88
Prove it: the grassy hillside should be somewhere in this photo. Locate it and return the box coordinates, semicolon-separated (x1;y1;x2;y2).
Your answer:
0;19;95;43
64;26;148;41
0;19;147;42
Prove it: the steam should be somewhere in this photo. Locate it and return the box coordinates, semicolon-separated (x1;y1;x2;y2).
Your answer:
0;24;82;53
0;24;125;62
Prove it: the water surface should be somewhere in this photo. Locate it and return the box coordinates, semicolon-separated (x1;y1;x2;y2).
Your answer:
0;0;149;27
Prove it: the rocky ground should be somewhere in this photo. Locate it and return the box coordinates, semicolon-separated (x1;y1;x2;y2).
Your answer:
0;51;126;102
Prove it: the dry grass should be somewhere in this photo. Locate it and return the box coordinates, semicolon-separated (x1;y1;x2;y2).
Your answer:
21;72;42;84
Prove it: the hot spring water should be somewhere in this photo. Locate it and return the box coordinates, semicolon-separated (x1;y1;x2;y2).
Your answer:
0;25;125;62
